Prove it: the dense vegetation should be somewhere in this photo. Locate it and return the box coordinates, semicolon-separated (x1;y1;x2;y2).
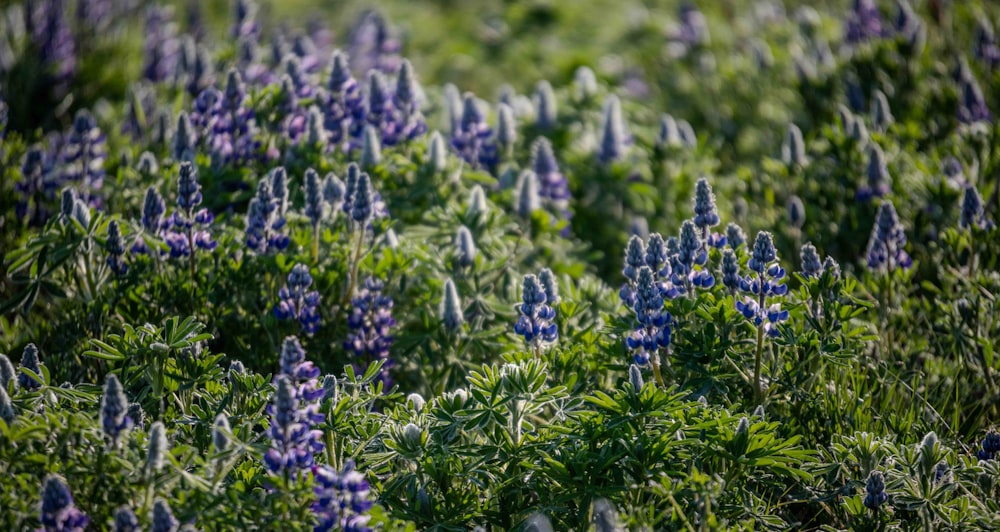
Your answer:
2;0;1000;530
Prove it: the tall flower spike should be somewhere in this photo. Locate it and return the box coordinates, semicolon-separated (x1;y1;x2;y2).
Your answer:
428;131;447;172
172;111;196;162
106;220;128;275
351;172;374;225
863;470;888;510
787;195;805;230
656;114;682;149
960;185;991;230
531;137;570;202
112;506;140;532
693;177;720;235
866;201;911;271
781;124;808;166
623;235;647;284
40;476;89;532
799;243;821;277
177;162;202;211
18;343;43;391
360;125;382;167
534;80;557;130
737;231;789;336
0;354;16;393
514;274;558;349
978;427;1000;460
726;222;746;249
0;386;14;424
497;103;517;155
515;170;540;219
626;266;672;366
275;263;322;335
137;152;159;175
455;226;477;268
212;414;231;454
100;374;132;447
146;421;168;475
467;185;488;219
303;168;326;228
312;460;375;532
538;268;560;306
151;499;179;532
323;173;346;216
573;66;598;102
450;93;497;171
440;278;464;331
871;90;893;131
597;95;626;164
858;145;891;201
344;277;397;388
721;248;740;292
270;167;289;217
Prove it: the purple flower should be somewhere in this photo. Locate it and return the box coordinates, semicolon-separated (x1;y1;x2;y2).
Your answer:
978;427;1000;460
323;50;365;151
862;470;888;510
275;264;322;335
450;93;498;172
312;461;374;532
245;171;290;254
345;277;396;387
347;9;401;75
626;266;672;366
844;0;884;45
100;373;132;448
105;220;128;276
737;232;788;337
39;475;88;532
59;110;106;195
27;0;77;89
141;6;179;83
866;201;911;271
530;138;570;202
265;373;324;477
514;274;558;348
856;145;891;202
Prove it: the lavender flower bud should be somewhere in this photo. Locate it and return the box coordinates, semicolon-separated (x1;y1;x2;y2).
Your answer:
304;168;325;227
627;363;644;391
112;506;139;532
863;470;888;509
467;185;488;219
441;278;464;331
736;416;750;435
515;170;540;218
323;172;346;214
656;114;682;149
497;103;516;152
306;105;327;147
100;373;131;446
146;421;168;475
172;111;195;162
18;343;42;391
270;167;289;217
0;386;14;424
597;95;626;164
322;374;339;403
573;66;598;102
722;248;740;292
849;118;869;145
351;172;375;224
623;235;646;282
40;476;89;532
61;188;78;222
360;125;382;168
212;414;230;454
781;124;808;166
871;90;893;132
645;233;667;273
726;223;746;249
538;268;560;306
749;231;777;273
151;499;179;532
531;137;569;202
0;354;16;393
428;131;447;172
823;256;841;279
455;226;477;268
534;80;557;130
801;244;822;277
677;120;697;148
787;195;805;229
866;201;911;271
395;59;418;112
177;161;202;211
106;220;128;275
138;152;159;175
960;185;989;229
693;177;720;231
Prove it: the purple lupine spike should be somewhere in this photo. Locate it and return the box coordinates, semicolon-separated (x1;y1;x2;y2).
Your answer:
142;6;179;83
347;9;401;75
312;460;375;532
28;0;78;89
530;138;570;202
866;201;911;272
344;277;397;389
275;264;322;335
736;232;789;337
264;369;324;477
15;146;51;225
231;0;260;40
844;0;884;45
60;109;107;195
514;274;558;350
39;475;89;532
450;93;498;172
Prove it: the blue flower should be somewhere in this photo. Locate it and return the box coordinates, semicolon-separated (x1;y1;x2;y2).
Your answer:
265;374;324;476
60;110;106;194
721;248;740;292
100;374;132;447
844;0;884;45
112;506;139;532
312;460;374;532
40;476;89;532
150;499;178;532
105;220;128;276
626;266;672;366
959;185;992;230
866;201;911;271
857;145;891;202
862;470;888;510
514;274;558;348
275;264;322;335
450;93;498;172
977;427;1000;460
800;243;823;278
18;343;43;391
597;95;628;164
345;277;397;387
738;232;789;337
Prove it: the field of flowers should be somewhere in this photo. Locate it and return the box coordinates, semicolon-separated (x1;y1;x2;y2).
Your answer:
1;0;1000;529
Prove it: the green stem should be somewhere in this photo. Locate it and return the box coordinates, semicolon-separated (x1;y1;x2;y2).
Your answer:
753;323;764;406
